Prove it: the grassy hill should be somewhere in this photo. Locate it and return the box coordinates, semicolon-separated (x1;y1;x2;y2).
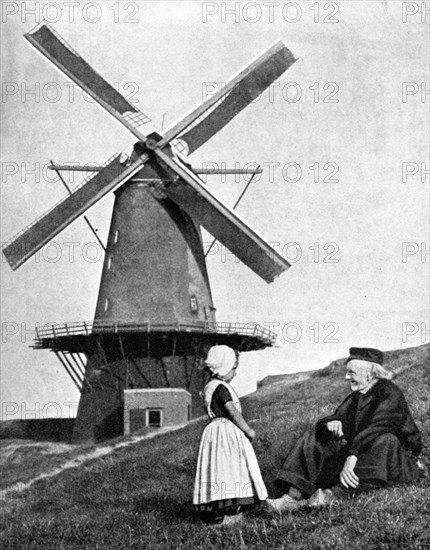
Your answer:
1;344;429;549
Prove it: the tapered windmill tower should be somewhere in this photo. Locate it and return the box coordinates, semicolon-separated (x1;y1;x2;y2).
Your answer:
3;23;297;442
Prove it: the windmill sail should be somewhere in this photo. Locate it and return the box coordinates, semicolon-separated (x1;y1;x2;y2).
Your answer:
24;22;151;141
160;41;296;155
155;150;290;283
3;155;146;270
6;27;296;281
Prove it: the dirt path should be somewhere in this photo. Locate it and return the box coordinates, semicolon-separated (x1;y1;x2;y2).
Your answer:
1;419;202;501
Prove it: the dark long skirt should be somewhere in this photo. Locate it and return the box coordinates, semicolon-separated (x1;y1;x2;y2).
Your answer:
274;430;421;498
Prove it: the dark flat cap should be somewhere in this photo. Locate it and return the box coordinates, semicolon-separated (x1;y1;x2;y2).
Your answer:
346;347;383;365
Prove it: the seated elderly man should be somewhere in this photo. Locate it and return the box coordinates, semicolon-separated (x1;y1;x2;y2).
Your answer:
267;347;423;510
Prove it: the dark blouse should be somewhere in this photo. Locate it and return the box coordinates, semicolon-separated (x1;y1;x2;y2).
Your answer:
210;384;233;418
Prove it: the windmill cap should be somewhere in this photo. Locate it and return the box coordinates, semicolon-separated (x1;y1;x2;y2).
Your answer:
346;347;383;366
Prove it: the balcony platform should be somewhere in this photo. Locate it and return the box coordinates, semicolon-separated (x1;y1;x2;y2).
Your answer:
34;320;276;358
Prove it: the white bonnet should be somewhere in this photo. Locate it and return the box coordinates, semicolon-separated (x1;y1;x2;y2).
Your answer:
205;345;237;378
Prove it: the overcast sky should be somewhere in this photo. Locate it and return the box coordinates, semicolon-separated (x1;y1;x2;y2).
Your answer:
1;1;428;420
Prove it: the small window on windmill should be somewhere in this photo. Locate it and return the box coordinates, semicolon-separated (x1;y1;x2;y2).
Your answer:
147;409;162;427
107;256;112;270
190;295;198;313
104;298;109;312
114;230;120;243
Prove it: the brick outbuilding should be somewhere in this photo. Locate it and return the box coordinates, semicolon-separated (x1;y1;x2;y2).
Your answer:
123;388;192;435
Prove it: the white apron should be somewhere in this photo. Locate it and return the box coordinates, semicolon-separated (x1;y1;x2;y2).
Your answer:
193;379;268;506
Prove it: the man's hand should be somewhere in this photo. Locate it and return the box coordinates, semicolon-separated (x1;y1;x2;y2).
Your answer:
326;420;344;438
340;455;359;489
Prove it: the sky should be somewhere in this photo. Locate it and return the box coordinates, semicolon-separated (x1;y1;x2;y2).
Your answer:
1;1;429;420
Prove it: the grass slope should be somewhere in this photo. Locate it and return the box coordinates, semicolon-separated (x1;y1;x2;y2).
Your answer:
1;345;429;550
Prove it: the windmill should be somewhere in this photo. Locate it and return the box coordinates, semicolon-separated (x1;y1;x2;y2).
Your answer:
3;23;297;443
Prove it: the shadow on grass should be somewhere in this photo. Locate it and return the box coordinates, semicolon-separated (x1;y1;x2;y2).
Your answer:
133;494;198;524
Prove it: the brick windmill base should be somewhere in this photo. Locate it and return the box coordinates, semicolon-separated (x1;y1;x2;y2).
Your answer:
36;323;273;442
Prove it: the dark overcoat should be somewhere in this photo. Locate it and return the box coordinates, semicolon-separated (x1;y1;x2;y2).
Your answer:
315;379;422;457
275;379;422;496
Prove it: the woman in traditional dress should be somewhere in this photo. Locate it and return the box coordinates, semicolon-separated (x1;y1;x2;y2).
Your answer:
193;345;268;525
